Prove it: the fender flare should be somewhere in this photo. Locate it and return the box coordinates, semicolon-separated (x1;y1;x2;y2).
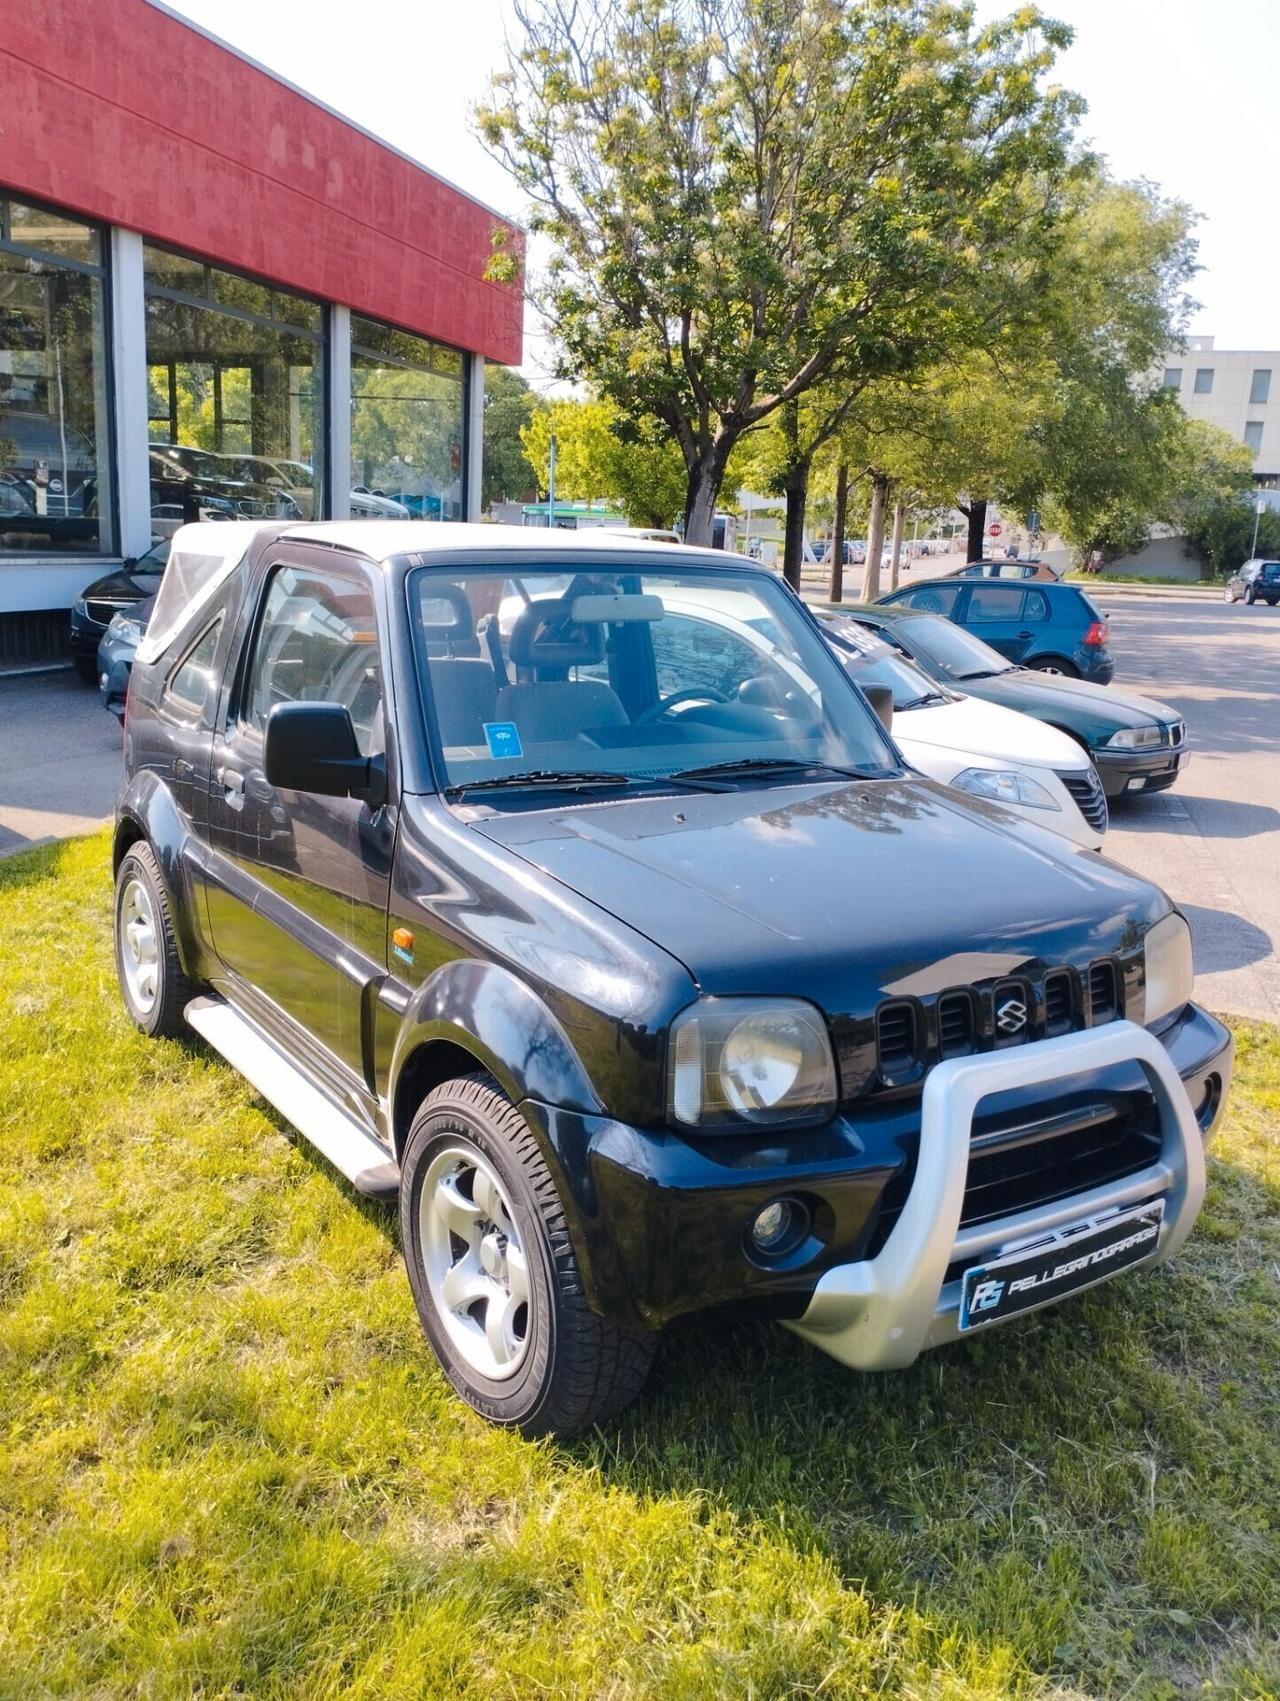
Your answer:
388;958;602;1153
113;776;205;979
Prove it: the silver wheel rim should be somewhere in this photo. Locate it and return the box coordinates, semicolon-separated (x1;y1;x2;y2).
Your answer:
419;1143;531;1381
119;874;160;1015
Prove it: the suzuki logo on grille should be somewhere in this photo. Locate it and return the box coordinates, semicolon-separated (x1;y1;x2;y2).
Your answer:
996;997;1028;1034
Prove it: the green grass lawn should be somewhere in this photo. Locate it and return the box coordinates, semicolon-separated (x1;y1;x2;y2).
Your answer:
1;833;1277;1700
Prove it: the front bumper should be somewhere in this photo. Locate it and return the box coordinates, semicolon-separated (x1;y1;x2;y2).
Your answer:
1094;744;1189;798
523;1005;1231;1343
68;609;108;660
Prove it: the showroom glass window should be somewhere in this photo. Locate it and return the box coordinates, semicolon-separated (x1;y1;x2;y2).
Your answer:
143;244;325;534
0;195;113;555
350;314;465;521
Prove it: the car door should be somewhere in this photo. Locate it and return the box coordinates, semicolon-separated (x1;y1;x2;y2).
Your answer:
204;551;396;1085
961;583;1041;661
891;581;965;618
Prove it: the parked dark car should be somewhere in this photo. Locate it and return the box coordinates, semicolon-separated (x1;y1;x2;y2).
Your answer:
1223;558;1280;606
98;595;154;715
878;576;1114;681
112;522;1229;1436
826;603;1189;799
69;538;170;684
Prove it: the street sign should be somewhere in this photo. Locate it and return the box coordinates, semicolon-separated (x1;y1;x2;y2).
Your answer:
1026;510;1040;534
988;522;1002;537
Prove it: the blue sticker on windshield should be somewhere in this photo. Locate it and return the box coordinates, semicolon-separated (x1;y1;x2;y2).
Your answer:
483;721;524;760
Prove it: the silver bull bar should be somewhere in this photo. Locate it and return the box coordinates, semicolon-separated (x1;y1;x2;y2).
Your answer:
785;1020;1205;1370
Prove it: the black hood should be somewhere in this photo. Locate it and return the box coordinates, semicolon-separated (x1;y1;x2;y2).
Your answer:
80;564;164;603
471;777;1169;1004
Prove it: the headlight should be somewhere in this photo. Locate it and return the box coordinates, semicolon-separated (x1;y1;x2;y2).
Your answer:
950;768;1061;811
668;998;837;1129
1143;912;1194;1026
72;597;88;617
1106;726;1162;750
108;615;143;641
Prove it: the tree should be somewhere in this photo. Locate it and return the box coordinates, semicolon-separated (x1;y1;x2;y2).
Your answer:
479;0;1083;543
483;365;539;508
521;396;686;525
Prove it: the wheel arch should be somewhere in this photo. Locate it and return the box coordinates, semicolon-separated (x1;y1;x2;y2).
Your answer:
388;959;604;1162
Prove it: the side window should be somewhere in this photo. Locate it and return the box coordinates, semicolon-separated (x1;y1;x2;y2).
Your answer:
243;564;384;757
903;582;962;616
650;613;770;699
965;585;1021;622
164;618;223;716
1020;588;1049;623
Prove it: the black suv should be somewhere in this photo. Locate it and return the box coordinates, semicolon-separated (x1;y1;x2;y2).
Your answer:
112;522;1232;1436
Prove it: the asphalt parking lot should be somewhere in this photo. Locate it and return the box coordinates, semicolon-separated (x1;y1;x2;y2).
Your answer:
1;591;1277;1021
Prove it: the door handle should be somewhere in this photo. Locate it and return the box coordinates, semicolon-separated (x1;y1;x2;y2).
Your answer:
217;766;245;809
1016;630;1033;639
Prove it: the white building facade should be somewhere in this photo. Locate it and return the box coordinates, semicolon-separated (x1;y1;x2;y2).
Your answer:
1161;337;1279;487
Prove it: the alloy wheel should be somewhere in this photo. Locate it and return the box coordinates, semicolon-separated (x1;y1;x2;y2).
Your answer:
119;875;160;1015
419;1143;531;1380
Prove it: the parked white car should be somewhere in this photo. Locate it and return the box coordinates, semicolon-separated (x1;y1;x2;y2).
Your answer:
819;612;1107;849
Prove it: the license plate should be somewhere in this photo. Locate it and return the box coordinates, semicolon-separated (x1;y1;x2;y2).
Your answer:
959;1199;1165;1332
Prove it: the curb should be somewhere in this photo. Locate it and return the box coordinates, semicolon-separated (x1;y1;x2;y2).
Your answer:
1069;583;1225;601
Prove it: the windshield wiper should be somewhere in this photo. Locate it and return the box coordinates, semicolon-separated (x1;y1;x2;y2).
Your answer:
899;691;948;709
446;769;632;797
954;668;1005;681
669;756;885;785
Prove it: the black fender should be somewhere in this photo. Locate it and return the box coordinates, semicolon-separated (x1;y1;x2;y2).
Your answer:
388;958;602;1147
113;772;210;981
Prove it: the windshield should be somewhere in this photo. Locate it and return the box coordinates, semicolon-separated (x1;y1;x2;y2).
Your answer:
817;614;954;709
408;564;900;792
888;613;1015;682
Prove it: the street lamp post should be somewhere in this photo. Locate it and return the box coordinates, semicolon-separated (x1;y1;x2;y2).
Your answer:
547;433;557;528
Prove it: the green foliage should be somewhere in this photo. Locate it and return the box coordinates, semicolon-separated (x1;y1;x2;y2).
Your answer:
522;395;686;526
482;366;539;508
480;0;1085;538
1184;494;1280;573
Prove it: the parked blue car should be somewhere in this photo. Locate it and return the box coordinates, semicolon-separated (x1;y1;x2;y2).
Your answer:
877;576;1114;682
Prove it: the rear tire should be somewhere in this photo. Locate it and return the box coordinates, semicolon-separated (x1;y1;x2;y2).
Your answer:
1030;656;1079;678
113;843;197;1038
400;1074;655;1437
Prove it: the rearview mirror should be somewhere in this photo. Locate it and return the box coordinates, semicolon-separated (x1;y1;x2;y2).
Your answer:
264;702;385;804
863;685;894;734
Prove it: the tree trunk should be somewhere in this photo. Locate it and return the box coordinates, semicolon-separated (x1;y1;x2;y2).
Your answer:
966;497;988;563
682;438;733;547
889;497;906;591
828;462;849;602
861;472;890;601
782;457;810;591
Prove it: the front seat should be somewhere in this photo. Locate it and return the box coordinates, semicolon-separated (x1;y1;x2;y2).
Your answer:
495;600;628;746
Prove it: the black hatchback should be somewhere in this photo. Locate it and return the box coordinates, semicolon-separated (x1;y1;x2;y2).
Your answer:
1224;559;1280;606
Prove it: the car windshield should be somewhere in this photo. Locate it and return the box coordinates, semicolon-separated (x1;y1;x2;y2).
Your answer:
408;563;900;792
817;614;954;709
886;612;1015;682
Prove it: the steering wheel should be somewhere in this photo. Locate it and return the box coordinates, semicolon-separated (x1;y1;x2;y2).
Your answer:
635;686;729;725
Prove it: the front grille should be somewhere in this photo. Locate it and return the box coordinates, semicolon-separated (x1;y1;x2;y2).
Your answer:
1057;766;1109;833
871;956;1124;1082
1089;960;1120;1025
1044;969;1075;1036
876;1001;919;1075
1164;720;1186;748
85;600;127;625
938;991;975;1057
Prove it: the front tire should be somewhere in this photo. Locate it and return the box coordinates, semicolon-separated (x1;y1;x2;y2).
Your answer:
113;843;197;1038
400;1075;655;1437
1244;584;1257;605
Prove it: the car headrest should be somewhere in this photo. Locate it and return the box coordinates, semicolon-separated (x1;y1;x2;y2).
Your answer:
508;598;606;671
418;583;474;640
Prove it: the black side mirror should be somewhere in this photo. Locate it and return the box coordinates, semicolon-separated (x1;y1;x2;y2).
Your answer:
264;702;386;804
863;684;894;734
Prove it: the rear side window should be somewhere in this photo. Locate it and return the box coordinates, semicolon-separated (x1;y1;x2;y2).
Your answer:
164;618;223;715
900;582;963;616
1020;588;1049;623
964;585;1023;620
243;564;384;757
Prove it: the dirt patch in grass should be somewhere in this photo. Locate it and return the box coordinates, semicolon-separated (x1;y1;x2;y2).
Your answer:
1;834;1276;1698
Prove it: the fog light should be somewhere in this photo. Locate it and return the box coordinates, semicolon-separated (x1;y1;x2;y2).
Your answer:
748;1195;810;1258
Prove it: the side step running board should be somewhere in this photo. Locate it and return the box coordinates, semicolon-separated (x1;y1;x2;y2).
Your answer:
185;996;400;1201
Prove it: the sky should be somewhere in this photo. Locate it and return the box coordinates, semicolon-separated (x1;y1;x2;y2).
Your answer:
163;0;1280;378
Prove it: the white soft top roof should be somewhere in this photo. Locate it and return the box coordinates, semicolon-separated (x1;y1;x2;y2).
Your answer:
136;520;743;664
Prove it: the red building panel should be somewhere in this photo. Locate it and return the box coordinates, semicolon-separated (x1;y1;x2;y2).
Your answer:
0;0;523;364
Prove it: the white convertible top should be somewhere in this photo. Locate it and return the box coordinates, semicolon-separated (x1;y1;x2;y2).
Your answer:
136;521;278;665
